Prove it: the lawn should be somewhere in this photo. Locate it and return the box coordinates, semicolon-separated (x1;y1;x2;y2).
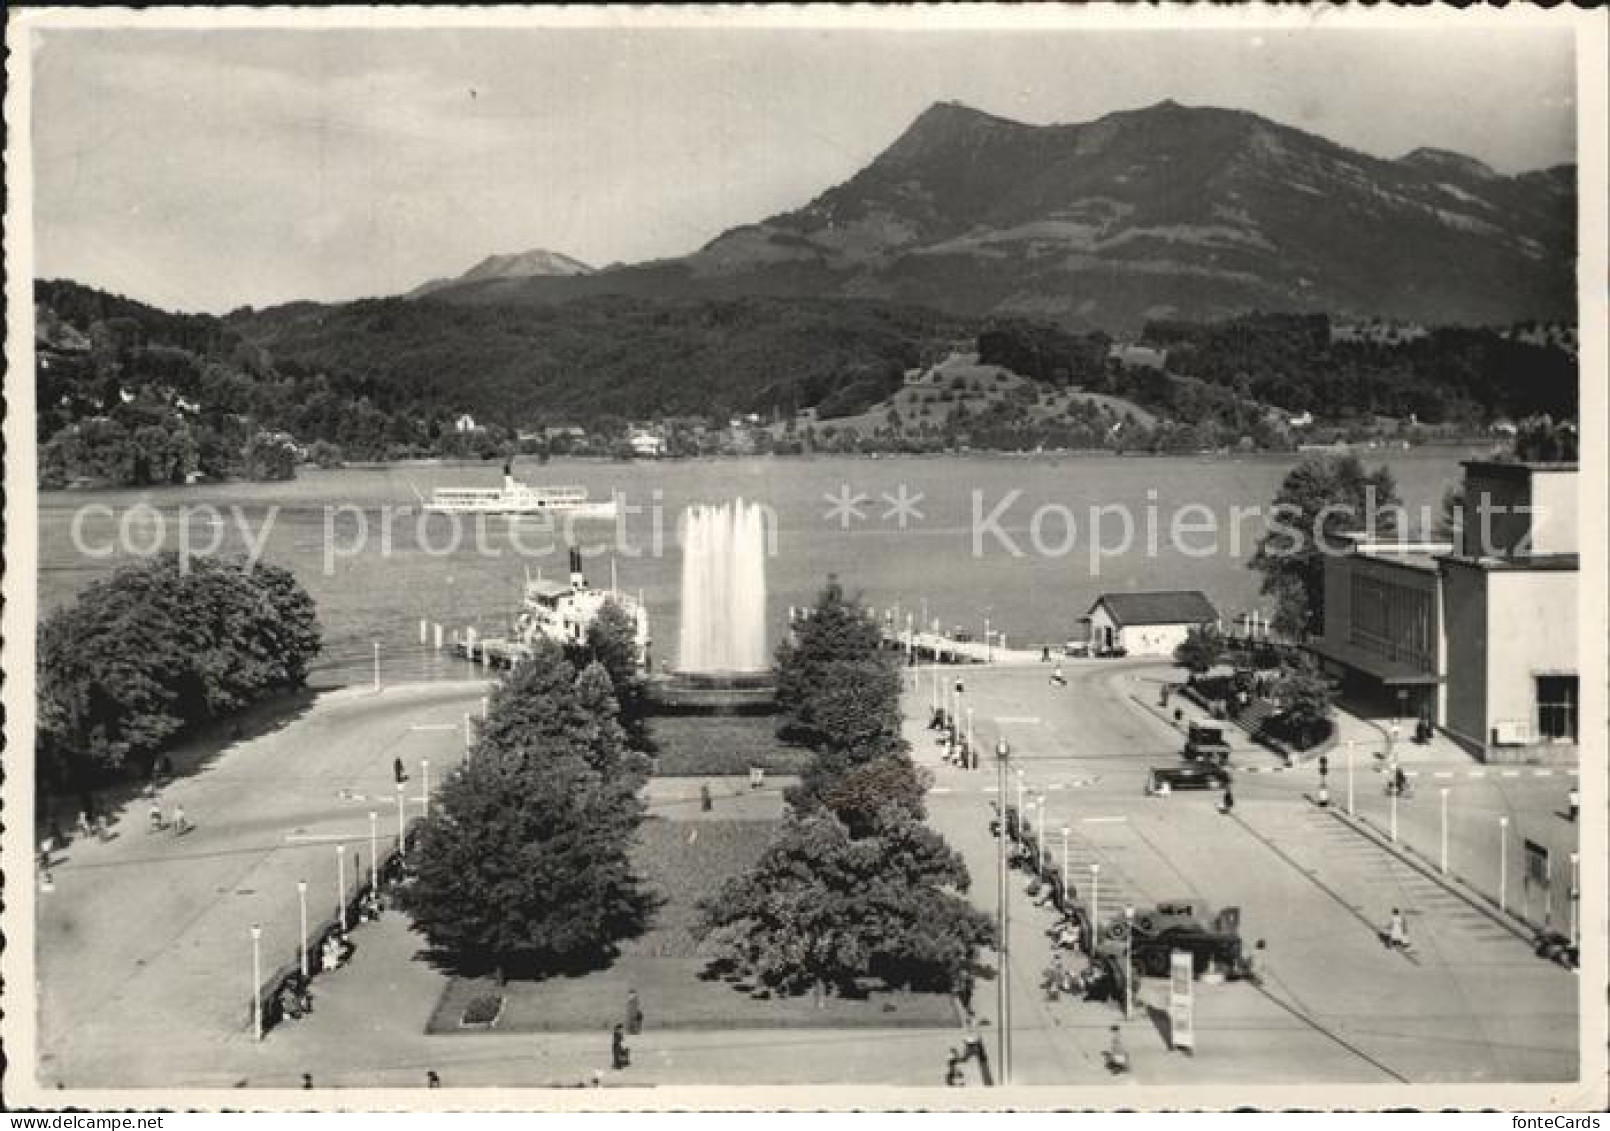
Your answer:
424;815;958;1034
648;713;813;777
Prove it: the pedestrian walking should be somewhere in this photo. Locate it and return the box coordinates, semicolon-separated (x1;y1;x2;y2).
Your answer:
945;1050;965;1086
426;1070;441;1089
748;765;765;790
1220;786;1235;815
1316;782;1330;808
611;1024;631;1069
1386;907;1408;951
1104;1026;1130;1074
172;805;189;834
148;802;164;833
700;783;713;812
625;988;643;1035
301;1073;314;1089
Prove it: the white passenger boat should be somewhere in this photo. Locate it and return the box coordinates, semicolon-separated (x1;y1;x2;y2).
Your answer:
422;462;618;519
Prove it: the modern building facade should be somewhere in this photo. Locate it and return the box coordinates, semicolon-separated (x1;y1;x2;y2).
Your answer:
1312;460;1578;763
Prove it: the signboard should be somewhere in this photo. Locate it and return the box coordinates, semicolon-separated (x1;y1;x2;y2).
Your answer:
1524;839;1552;924
1168;950;1195;1052
1524;839;1551;887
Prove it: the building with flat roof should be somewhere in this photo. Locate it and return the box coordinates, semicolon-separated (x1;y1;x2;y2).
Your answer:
1312;460;1578;763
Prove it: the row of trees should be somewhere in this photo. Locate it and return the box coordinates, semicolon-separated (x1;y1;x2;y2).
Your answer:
698;579;994;997
37;554;322;795
399;604;655;979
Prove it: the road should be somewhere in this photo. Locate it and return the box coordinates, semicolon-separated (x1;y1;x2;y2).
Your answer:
33;680;491;1089
906;658;1580;1085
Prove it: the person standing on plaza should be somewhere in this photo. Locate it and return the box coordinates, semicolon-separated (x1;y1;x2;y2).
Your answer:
625;988;643;1035
611;1024;630;1069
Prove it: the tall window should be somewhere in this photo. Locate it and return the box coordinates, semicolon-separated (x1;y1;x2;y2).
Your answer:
1536;676;1578;742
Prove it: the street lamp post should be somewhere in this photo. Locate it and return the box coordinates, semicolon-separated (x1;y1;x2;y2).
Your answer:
1124;904;1136;1021
296;880;309;979
368;812;379;890
1060;825;1070;902
1015;768;1025;823
1346;740;1356;815
1033;797;1046;875
395;781;406;849
336;844;348;931
1439;788;1450;874
1089;863;1101;935
1498;816;1510;914
1569;852;1580;947
250;924;263;1042
463;712;473;750
421;759;431;817
966;707;975;755
994;737;1013;1086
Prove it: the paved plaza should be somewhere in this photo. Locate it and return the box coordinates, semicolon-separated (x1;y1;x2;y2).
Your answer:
908;659;1580;1085
29;660;1583;1094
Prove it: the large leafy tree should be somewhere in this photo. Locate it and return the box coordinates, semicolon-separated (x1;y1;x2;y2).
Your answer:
698;810;993;997
1270;652;1336;748
1249;454;1400;637
572;597;649;751
789;751;930;838
36;554;322;792
775;577;883;716
401;644;653;978
1173;624;1226;676
805;657;906;759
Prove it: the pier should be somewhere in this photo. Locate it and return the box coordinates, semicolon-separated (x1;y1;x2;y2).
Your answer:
878;624;1043;666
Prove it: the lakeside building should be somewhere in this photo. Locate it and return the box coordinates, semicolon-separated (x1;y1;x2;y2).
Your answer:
628;427;666;458
1312;460;1578;763
1085;590;1218;656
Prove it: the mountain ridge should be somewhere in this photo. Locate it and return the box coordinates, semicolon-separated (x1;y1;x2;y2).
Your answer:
410;99;1574;330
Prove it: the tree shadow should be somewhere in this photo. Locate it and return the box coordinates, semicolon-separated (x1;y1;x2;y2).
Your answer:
37;687;320;844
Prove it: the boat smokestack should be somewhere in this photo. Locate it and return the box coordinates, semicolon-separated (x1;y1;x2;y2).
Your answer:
569;545;586;589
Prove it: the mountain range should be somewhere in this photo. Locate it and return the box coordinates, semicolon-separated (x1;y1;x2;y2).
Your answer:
407;100;1574;330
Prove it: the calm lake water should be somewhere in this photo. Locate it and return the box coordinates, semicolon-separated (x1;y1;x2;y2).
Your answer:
37;449;1488;687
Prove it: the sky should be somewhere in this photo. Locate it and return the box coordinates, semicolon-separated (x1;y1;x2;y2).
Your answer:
26;16;1581;314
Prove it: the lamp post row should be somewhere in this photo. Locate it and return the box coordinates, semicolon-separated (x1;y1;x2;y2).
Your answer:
253;754;436;1039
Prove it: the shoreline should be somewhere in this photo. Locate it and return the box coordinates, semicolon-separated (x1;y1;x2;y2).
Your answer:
38;441;1502;494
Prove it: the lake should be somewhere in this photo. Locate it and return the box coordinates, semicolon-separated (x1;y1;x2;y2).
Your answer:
36;449;1488;687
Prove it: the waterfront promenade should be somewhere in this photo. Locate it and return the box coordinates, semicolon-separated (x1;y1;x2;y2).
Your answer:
27;657;1582;1096
33;680;490;1089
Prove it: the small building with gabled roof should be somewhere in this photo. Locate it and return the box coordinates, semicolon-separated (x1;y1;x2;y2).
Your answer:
1085;590;1219;656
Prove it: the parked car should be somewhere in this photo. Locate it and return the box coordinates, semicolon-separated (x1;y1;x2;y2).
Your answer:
1064;640;1090;657
1182;721;1233;764
1093;899;1244;976
1147;762;1231;793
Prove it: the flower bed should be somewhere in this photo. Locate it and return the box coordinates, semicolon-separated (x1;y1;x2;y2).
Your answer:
459;992;504;1028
